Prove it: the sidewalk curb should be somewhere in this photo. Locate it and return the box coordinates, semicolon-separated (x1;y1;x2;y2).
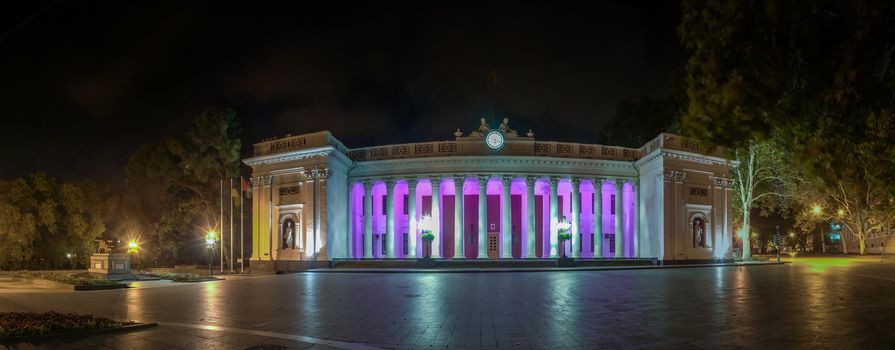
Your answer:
306;262;785;273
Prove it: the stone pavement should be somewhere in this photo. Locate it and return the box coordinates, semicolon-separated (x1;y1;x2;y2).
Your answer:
2;258;895;349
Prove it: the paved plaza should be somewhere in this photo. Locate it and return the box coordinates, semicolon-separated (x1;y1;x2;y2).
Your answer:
2;258;895;349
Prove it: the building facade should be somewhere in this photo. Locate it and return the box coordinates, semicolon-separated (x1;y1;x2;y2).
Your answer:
243;119;737;270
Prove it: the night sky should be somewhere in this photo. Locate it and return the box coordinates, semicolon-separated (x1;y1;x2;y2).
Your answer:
0;1;681;182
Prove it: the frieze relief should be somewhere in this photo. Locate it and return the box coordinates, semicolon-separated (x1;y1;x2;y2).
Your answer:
279;186;302;204
689;187;708;197
268;137;307;153
712;177;735;188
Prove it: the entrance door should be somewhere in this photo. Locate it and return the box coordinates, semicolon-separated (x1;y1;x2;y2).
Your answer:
487;233;499;259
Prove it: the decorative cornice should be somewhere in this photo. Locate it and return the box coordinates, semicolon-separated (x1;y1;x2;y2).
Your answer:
635;148;737;168
356;156;635;172
244;147;344;166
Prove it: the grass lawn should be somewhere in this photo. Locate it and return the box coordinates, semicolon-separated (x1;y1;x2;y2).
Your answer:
0;311;136;339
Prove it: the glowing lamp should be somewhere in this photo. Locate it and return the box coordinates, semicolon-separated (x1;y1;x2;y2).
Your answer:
205;230;217;247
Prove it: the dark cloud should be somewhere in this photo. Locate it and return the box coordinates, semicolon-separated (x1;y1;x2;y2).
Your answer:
0;0;682;182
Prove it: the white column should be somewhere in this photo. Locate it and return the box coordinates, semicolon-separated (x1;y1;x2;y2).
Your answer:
614;179;624;258
363;180;373;259
501;175;513;259
525;176;537;258
453;176;465;259
593;178;603;258
431;177;442;259
571;177;581;258
385;179;396;258
407;177;418;259
548;176;559;258
477;175;488;259
633;182;640;258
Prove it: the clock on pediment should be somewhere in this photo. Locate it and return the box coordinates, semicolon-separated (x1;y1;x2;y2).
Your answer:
485;130;505;151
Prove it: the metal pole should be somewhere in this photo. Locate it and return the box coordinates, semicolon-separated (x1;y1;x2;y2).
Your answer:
240;176;244;274
220;179;224;273
776;225;781;263
230;178;234;273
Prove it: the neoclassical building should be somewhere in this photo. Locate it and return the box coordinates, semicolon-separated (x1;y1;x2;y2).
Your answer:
243;119;737;270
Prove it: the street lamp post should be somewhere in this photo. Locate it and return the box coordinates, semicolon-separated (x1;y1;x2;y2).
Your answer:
65;253;74;269
127;241;139;271
206;231;216;276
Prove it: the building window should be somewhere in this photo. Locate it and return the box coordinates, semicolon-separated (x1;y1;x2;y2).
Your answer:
591;193;595;214
282;218;295;249
403;194;409;215
610;195;616;215
381;196;387;214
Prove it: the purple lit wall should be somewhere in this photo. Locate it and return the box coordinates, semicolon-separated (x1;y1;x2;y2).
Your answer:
351;183;363;258
600;181;614;257
623;182;635;258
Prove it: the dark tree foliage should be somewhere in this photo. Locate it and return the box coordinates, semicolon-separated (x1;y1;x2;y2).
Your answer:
597;96;684;148
122;107;242;266
0;174;105;270
679;0;895;194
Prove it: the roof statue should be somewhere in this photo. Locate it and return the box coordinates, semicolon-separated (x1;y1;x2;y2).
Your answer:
463;117;529;138
499;117;518;137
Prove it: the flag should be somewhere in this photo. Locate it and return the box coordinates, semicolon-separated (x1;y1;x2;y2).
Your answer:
242;177;252;198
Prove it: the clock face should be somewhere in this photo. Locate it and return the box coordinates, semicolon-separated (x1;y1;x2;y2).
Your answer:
485;131;504;150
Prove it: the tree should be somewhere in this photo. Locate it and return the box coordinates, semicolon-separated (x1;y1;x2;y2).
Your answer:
679;0;895;198
598;96;684;147
0;174;104;269
730;139;801;259
0;179;37;269
121;107;242;266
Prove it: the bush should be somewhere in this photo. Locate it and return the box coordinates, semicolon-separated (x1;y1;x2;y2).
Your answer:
0;311;135;338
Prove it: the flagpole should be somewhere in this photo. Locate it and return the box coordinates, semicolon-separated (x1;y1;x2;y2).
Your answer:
220;178;224;273
240;176;244;274
229;178;234;273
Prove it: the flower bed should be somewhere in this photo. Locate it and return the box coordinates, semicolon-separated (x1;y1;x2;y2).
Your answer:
139;271;218;282
0;311;136;339
15;271;123;286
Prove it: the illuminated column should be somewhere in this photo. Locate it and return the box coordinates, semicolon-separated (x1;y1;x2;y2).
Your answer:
571;177;581;258
633;182;640;258
525;176;537;258
477;175;488;259
501;175;513;259
431;177;442;259
593;178;603;258
407;177;418;259
614;179;624;258
362;180;373;259
385;179;396;258
548;176;559;258
453;176;465;259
